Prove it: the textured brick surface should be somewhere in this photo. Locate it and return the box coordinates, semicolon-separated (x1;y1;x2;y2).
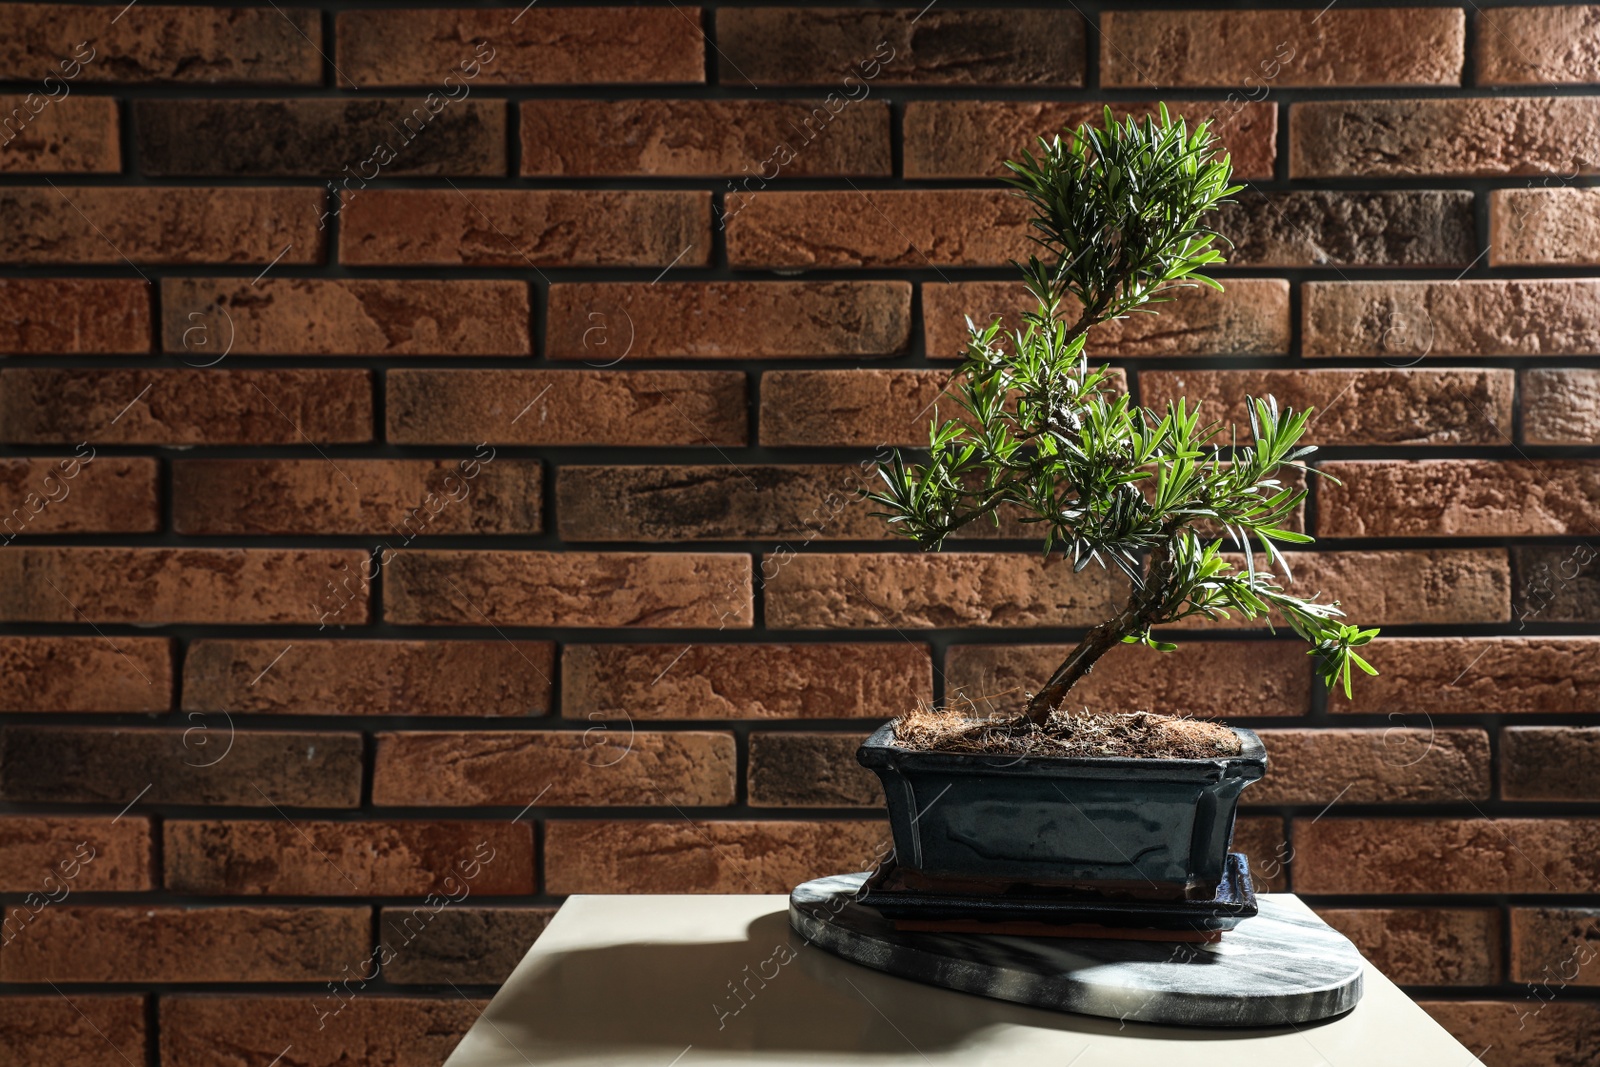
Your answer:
1296;819;1600;895
386;551;753;628
337;8;705;86
378;907;557;985
0;279;149;354
0;368;373;445
134;99;506;176
1422;1001;1600;1067
1510;908;1600;985
1478;5;1600;85
765;553;1115;629
0;636;171;713
341;190;710;267
1523;368;1600;444
0;996;147;1067
1216;190;1475;267
1491;189;1600;266
562;643;931;720
1502;727;1600;801
0;547;369;625
522;100;891;176
545;820;890;893
162;279;531;356
946;642;1310;719
1231;816;1289;893
1139;369;1514;446
183;639;554;717
715;8;1085;86
1292;97;1600;177
922;279;1289;358
1250;728;1491;805
546;282;910;359
0;186;323;264
904;100;1276;180
372;731;736;807
0;95;118;172
557;464;884;541
1319;460;1600;538
386;370;745;447
161;996;482;1067
1302;280;1600;357
1100;9;1464;87
0;456;159;535
0;816;153;892
164;820;533;896
1268;548;1510;628
1513;545;1600;624
1331;638;1600;715
0;5;320;83
172;459;543;535
749;732;880;807
0;727;363;807
1316;909;1501;986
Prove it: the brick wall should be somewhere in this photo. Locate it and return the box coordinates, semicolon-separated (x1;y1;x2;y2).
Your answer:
1;2;1598;1065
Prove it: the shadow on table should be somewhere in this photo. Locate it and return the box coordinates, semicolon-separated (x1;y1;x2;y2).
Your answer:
477;907;1311;1060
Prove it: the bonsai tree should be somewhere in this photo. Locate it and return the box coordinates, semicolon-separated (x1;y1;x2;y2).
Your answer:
870;106;1378;731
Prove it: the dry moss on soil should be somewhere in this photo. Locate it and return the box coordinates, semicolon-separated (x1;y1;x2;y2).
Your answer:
894;700;1242;760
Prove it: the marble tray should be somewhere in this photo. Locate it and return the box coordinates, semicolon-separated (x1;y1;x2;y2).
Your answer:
790;872;1365;1027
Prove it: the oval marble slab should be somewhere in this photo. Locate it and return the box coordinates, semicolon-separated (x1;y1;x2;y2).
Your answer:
790;873;1364;1027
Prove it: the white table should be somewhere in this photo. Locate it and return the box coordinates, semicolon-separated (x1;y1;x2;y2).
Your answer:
445;893;1481;1067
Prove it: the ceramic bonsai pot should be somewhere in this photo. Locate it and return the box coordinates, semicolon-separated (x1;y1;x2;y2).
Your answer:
857;722;1266;900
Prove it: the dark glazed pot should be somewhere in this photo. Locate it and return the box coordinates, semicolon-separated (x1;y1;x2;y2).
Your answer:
857;722;1266;899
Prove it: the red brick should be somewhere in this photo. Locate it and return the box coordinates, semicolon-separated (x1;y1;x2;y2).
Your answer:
1513;545;1600;625
922;279;1289;359
0;727;363;807
1232;816;1289;893
336;8;704;86
0;186;323;264
1292;97;1600;177
161;996;482;1067
183;639;554;717
0;817;152;892
0;636;170;713
161;279;530;356
0;368;373;445
727;189;1026;268
0;995;147;1067
1139;368;1513;446
904;100;1276;180
0;547;368;626
1101;9;1463;87
0;279;149;354
164;820;533;896
1503;727;1600;801
1331;638;1600;716
556;465;886;541
1250;728;1491;805
1421;1000;1599;1067
749;732;879;807
0;6;320;84
1318;460;1600;538
386;551;752;629
1316;908;1501;985
0;457;159;536
522;99;890;177
1491;189;1600;267
1303;280;1600;357
545;819;889;893
340;189;709;267
945;642;1309;718
562;643;932;720
377;907;557;986
172;459;542;536
372;731;736;807
1478;5;1600;85
1523;369;1600;444
1296;818;1600;894
0;95;118;172
1260;548;1509;628
714;8;1084;86
386;369;745;447
0;906;368;982
546;281;910;360
1511;908;1600;986
1218;190;1475;267
764;552;1115;630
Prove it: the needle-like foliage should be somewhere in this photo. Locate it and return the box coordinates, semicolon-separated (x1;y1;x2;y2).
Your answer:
869;107;1378;727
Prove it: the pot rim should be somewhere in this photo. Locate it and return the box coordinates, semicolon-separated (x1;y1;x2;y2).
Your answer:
857;720;1266;777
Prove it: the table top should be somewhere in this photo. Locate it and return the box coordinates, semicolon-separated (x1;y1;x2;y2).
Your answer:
444;892;1480;1067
